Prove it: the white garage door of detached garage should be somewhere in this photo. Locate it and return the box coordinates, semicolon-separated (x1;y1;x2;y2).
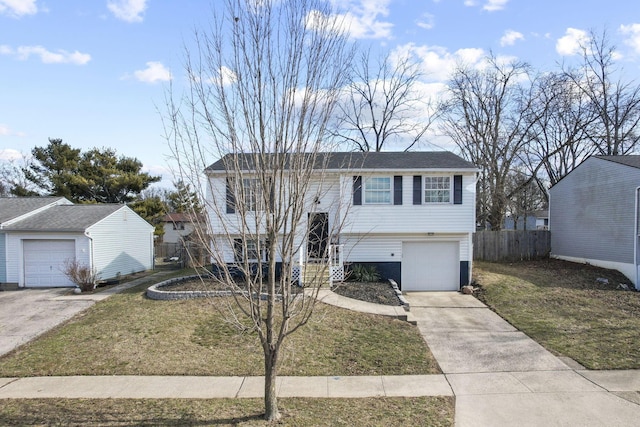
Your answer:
401;241;459;291
23;240;76;287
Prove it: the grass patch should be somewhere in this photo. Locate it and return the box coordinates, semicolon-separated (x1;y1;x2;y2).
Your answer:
474;259;640;370
0;280;438;377
0;397;454;426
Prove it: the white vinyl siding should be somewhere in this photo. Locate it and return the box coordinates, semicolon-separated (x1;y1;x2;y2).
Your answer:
88;206;154;280
342;234;470;263
343;173;476;234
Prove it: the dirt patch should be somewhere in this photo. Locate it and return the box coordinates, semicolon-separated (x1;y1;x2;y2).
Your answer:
332;281;401;306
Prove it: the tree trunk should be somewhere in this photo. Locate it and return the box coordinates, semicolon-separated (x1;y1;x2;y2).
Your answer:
264;348;280;421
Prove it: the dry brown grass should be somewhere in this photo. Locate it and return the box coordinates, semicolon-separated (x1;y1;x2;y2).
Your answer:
0;279;438;377
474;259;640;369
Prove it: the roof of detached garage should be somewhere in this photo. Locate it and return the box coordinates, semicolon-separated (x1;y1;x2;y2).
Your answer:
0;197;70;224
4;204;124;232
206;151;477;173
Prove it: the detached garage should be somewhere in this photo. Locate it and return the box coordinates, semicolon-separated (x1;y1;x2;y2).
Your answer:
0;197;154;288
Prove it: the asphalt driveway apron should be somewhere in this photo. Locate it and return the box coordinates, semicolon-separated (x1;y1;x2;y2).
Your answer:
0;288;95;357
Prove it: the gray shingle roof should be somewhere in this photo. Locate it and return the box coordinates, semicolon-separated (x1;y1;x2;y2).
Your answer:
4;204;124;232
596;155;640;169
0;197;69;224
206;151;477;172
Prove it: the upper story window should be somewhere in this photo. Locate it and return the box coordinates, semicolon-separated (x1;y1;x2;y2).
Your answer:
424;176;451;203
172;222;185;230
364;177;391;204
241;178;260;211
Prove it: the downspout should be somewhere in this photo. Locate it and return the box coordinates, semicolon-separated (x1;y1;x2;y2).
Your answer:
635;187;640;290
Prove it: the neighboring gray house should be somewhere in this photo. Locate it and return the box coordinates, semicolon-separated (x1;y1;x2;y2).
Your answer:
0;197;154;288
549;155;640;289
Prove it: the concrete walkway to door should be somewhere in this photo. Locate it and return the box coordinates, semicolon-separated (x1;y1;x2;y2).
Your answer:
403;292;640;427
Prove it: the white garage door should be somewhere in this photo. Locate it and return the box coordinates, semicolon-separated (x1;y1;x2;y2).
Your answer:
402;241;459;291
23;240;76;287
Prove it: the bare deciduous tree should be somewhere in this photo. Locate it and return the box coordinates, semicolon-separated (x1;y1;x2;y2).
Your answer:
164;0;352;420
524;72;597;188
565;29;640;156
336;49;437;152
439;54;539;230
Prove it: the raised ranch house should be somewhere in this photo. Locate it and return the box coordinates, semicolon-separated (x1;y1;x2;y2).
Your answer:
0;197;154;288
549;155;640;290
205;151;477;291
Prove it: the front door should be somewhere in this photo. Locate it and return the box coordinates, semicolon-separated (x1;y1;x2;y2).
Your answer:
307;213;328;260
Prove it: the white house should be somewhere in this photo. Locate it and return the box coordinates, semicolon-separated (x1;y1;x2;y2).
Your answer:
161;212;199;244
549;155;640;289
205;152;478;291
0;197;154;288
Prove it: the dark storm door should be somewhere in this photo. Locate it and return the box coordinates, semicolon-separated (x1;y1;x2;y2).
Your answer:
307;212;329;260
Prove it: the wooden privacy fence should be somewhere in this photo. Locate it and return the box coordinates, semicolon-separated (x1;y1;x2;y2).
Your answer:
473;230;551;262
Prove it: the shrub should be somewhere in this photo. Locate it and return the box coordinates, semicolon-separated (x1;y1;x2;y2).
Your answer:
348;264;380;282
63;259;99;292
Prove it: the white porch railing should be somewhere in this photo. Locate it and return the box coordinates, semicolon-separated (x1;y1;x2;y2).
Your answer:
292;243;344;286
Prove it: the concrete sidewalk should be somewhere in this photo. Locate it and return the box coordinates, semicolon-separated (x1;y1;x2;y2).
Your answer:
0;374;452;399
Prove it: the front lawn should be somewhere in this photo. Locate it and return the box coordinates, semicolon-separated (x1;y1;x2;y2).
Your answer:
474;259;640;370
0;397;455;427
0;279;438;377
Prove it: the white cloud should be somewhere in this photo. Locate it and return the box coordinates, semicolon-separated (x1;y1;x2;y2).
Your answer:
620;23;640;55
556;28;589;56
107;0;147;23
500;30;524;46
393;43;486;81
416;13;435;30
483;0;509;12
317;0;393;39
464;0;508;11
0;0;38;17
0;45;91;64
132;61;172;83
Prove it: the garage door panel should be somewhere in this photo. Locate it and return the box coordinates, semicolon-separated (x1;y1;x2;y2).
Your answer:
24;240;76;287
402;241;459;291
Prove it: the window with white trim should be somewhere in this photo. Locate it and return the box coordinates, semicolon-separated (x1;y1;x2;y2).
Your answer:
234;238;263;262
424;176;451;203
364;177;391;204
241;178;260;211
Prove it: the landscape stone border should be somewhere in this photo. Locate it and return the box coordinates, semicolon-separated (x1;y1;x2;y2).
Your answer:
388;279;410;309
146;275;234;300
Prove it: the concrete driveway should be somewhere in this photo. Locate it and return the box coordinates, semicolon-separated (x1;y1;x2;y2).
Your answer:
404;291;640;427
0;288;96;357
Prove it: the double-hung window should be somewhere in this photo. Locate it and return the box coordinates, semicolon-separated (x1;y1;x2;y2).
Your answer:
364;177;391;204
234;238;263;262
241;178;260;211
424;176;451;203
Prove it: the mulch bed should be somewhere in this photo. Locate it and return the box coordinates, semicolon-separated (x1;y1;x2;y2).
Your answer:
332;281;401;306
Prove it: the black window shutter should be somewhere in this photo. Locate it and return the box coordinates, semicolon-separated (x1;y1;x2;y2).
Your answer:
353;176;362;205
413;176;422;205
233;238;243;262
393;176;402;205
226;178;235;213
454;175;463;205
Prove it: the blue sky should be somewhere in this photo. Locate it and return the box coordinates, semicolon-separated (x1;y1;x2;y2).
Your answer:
1;0;639;188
